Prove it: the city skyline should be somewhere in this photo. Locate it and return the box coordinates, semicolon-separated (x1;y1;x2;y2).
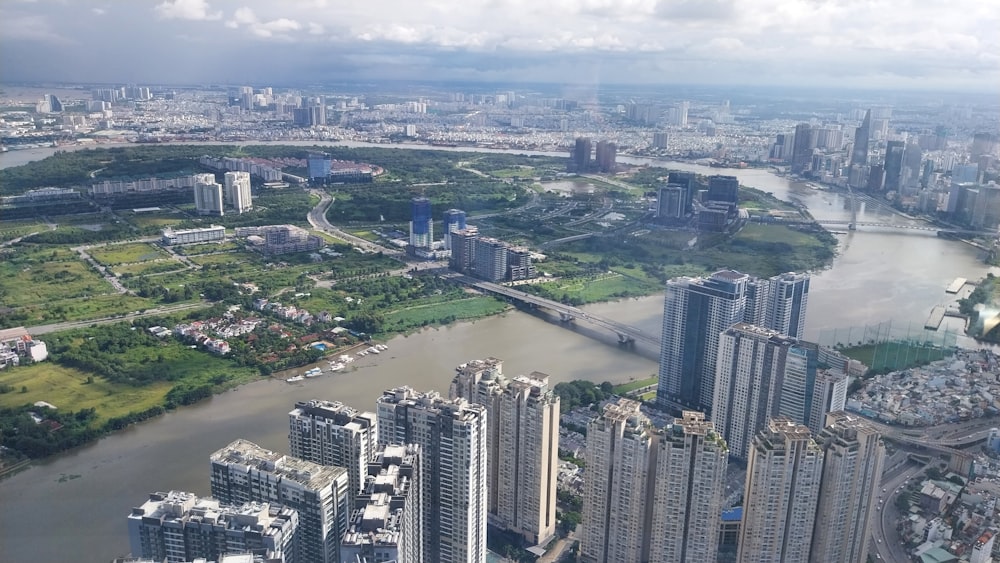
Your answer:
0;0;997;92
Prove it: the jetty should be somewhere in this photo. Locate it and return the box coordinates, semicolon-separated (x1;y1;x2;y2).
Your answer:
925;306;946;330
947;278;967;294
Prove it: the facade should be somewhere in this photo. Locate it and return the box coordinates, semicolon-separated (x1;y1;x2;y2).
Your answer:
449;359;560;546
127;491;297;563
161;225;226;246
224;171;252;214
572;137;592;172
713;323;795;460
341;444;422;563
810;412;885;563
90;173;217;197
472;237;509;282
307;153;332;181
791;123;816;174
375;387;487;563
851;109;871;167
442;209;467;250
884;140;906;192
649;411;729;563
194;180;225;216
595;140;617;173
657;270;750;414
707;175;739;204
746;272;810;339
288;400;378;500
778;343;848;435
209;439;350;563
448;227;479;273
738;419;824;563
409;197;433;249
656;185;685;219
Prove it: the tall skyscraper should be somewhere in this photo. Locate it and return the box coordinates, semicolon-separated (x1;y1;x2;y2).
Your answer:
649;411;729;563
376;387;487;563
668;171;698;214
657;270;749;414
223;171;252;214
851;109;871;167
194;179;224;216
738;419;824;563
777;342;848;434
210;439;350;563
239;86;254;111
442;209;467;250
341;444;423;563
712;323;796;460
409;197;433;249
884;140;906;191
656;185;685;219
449;227;479;273
572;137;592;172
745;272;810;339
127;491;298;563
307;152;332;181
810;412;885;563
288;399;379;499
595;140;617;173
450;359;560;545
791;123;816;175
707;175;739;204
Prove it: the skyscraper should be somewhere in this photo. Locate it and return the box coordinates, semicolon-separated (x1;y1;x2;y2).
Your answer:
884;140;906;191
376;387;487;563
738;419;824;563
288;400;379;499
572;137;592;172
595;140;617;173
668;171;698;214
712;323;796;460
850;109;871;167
442;209;467;250
194;179;224;216
223;171;252;214
745;272;810;339
210;439;351;563
810;412;886;563
449;359;560;546
777;342;848;434
307;152;332;181
791;123;816;175
657;270;749;414
656;185;685;219
707;175;739;204
649;411;729;563
448;227;479;273
409;197;433;249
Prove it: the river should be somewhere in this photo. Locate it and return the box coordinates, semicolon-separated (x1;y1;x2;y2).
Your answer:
0;142;994;562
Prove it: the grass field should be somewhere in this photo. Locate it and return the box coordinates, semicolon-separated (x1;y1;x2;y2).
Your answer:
174;241;242;255
839;342;953;373
489;167;538;179
532;272;659;303
89;242;169;265
189;251;261;267
114;260;188;277
127;214;187;229
613;376;658;395
0;220;50;243
1;254;113;307
382;296;510;332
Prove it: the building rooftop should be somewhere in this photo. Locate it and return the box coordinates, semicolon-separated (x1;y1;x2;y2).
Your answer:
210;439;346;490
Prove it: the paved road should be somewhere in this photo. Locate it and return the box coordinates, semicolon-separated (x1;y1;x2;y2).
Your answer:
872;459;924;562
306;190;402;255
26;302;210;336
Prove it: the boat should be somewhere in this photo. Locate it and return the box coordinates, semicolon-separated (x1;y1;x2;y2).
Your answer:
329;363;346;372
304;368;322;377
367;346;380;354
338;354;354;363
375;344;388;351
357;350;368;357
286;376;305;383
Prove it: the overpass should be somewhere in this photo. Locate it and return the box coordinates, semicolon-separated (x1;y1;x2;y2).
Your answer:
467;279;661;347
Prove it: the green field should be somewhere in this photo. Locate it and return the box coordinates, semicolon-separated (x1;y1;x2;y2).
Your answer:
0;249;113;307
114;260;188;277
89;242;169;265
127;214;187;230
613;376;658;395
488;167;538;179
840;342;953;373
383;296;510;333
188;251;260;267
174;240;242;255
527;272;660;305
0;220;50;243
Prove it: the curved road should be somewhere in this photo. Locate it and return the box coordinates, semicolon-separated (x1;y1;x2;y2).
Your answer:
306;189;402;256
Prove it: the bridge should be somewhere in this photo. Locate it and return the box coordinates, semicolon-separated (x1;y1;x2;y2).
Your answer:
814;220;995;237
467;279;661;347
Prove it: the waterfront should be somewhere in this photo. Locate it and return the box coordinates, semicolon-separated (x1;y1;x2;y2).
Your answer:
0;143;995;562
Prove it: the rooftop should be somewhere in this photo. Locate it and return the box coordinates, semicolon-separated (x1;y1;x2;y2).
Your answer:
210;438;346;490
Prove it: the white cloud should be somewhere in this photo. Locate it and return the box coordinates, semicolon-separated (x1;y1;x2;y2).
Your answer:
92;8;106;16
0;13;70;43
308;22;324;35
226;7;302;38
155;0;221;21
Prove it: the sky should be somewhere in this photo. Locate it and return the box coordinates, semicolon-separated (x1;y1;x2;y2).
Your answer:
0;0;998;92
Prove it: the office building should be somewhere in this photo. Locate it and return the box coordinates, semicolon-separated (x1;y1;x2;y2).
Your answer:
288;400;378;499
652;131;669;149
657;270;749;414
953;163;980;184
449;227;479;273
745;272;810;339
867;164;886;191
649;411;729;563
707;175;739;204
307;153;332;181
210;439;350;563
778;342;848;434
884;140;906;192
851;110;871;167
791;123;816;175
224;171;252;214
127;491;297;563
442;209;467;250
572;137;592;172
161;225;225;246
595;140;617;173
341;444;422;563
668;171;698;214
450;359;560;546
409;197;433;249
903;142;923;189
810;412;885;563
656;185;685;219
194;179;225;216
376;387;487;563
738;419;824;563
713;323;796;460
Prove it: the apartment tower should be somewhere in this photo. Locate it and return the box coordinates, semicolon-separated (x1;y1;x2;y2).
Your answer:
194;179;224;216
288;399;378;499
223;171;252;214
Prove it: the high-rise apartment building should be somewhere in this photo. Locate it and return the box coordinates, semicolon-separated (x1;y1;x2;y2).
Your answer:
127;491;297;563
713;323;796;460
746;272;810;339
810;412;885;563
738;419;824;563
884;140;906;192
288;400;378;499
409;197;433;249
449;359;560;546
376;387;487;563
777;342;848;434
595;140;617;173
649;411;729;563
223;171;252;214
851;109;871;167
791;123;816;175
656;185;685;219
449;227;479;273
707;175;739;204
572;137;592;172
442;209;467;250
209;439;350;563
194;179;224;216
472;237;509;282
658;270;750;414
341;444;423;563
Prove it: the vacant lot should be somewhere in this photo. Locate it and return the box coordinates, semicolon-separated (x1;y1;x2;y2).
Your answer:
0;220;50;243
89;242;169;265
383;296;510;333
113;260;188;277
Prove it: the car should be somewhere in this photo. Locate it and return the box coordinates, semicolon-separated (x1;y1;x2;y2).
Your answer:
878;539;882;543
882;487;887;492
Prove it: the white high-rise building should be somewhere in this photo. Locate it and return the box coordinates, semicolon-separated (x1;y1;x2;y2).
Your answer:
738;419;824;563
649;411;729;563
449;358;560;546
778;343;848;435
194;179;224;216
810;412;886;563
746;272;810;339
288;400;378;500
376;387;487;563
713;323;796;460
209;439;350;563
223;171;252;214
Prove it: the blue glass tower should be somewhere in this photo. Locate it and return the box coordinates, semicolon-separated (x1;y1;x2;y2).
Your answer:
443;208;467;250
307;153;332;181
410;197;433;248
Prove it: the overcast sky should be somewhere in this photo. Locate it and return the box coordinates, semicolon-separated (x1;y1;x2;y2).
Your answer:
1;0;997;92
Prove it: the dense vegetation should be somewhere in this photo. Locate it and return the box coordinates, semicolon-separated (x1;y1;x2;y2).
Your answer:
553;380;614;411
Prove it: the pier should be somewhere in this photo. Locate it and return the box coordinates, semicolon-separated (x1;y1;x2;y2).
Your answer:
946;278;967;294
925;306;946;330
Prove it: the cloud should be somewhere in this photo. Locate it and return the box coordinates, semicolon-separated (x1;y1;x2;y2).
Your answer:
226;7;302;38
154;0;221;21
0;13;70;43
308;22;324;35
92;8;106;16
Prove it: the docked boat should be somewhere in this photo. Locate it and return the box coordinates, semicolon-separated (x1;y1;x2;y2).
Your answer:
286;375;305;383
367;346;380;354
329;363;346;372
375;344;388;351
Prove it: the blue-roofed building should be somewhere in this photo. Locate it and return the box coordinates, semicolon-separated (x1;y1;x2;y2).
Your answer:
719;507;742;561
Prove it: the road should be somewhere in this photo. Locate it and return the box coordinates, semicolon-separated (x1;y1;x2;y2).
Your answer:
306;190;402;255
872;458;925;563
25;302;210;336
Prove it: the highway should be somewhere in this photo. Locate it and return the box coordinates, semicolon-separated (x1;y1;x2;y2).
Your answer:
306;189;402;255
872;457;925;563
